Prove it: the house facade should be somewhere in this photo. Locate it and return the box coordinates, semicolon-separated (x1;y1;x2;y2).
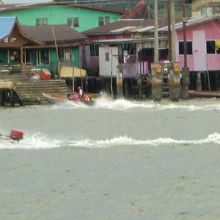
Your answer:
0;17;41;67
0;17;89;76
0;2;123;75
0;2;123;32
22;24;89;76
83;19;168;78
175;16;220;90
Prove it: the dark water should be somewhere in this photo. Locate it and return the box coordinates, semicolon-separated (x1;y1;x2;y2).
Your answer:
0;98;220;219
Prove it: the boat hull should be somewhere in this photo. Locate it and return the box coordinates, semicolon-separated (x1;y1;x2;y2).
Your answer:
43;93;95;106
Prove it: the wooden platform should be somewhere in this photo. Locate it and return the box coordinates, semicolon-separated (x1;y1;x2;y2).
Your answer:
15;80;71;105
189;90;220;98
0;74;71;106
0;81;16;89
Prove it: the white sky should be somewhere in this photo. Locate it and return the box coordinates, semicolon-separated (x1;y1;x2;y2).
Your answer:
3;0;52;4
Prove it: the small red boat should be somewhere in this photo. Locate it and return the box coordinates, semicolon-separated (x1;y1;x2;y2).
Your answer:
0;129;24;141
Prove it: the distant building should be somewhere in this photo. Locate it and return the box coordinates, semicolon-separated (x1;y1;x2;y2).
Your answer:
192;0;220;16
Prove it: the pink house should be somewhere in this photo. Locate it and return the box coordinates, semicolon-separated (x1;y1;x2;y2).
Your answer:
176;16;220;72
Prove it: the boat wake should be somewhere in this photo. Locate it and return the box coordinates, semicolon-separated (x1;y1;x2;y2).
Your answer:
1;132;220;150
50;94;220;111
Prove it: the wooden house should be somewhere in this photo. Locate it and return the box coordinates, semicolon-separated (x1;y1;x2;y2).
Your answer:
0;2;123;32
0;17;41;68
22;24;89;76
0;17;89;76
0;2;123;75
83;19;168;78
171;16;220;90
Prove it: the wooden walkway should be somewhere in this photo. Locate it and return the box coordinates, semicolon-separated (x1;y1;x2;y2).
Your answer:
189;90;220;98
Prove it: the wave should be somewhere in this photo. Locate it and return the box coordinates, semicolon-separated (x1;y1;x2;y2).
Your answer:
49;93;220;111
1;132;220;150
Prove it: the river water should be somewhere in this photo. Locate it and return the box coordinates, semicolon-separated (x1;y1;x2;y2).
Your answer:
0;96;220;220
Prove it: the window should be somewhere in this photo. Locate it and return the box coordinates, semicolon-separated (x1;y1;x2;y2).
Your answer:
9;49;20;64
67;17;79;28
98;16;110;26
105;16;110;24
206;41;220;54
36;18;48;26
24;49;32;63
105;52;110;61
90;44;99;56
179;41;192;55
38;49;49;64
122;43;136;55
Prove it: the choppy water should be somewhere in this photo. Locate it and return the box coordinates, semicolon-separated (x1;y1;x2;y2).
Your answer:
0;96;220;220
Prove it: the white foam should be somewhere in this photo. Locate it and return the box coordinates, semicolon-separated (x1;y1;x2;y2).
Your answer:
1;132;220;150
47;93;220;111
0;132;61;150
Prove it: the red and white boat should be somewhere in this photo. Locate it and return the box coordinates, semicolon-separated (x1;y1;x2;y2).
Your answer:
43;92;95;106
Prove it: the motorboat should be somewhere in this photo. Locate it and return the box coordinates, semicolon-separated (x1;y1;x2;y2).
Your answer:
43;92;95;106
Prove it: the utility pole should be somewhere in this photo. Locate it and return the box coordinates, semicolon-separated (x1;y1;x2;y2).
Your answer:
182;0;187;68
147;0;151;19
181;0;189;99
167;0;172;62
171;0;176;62
154;0;159;63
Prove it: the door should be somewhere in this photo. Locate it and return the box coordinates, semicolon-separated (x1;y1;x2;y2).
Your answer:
99;46;118;77
64;48;72;62
193;31;207;71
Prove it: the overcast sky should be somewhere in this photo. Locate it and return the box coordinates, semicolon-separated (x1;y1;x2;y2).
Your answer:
4;0;52;4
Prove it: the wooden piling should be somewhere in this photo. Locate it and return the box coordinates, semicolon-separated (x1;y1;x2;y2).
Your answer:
116;72;123;98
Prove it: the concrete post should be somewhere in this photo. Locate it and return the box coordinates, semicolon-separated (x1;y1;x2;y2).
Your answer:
181;67;189;99
151;63;162;101
169;62;180;101
116;72;123;98
124;79;129;98
196;72;202;91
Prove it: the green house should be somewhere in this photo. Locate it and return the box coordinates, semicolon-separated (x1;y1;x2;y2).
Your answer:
0;2;123;32
0;2;123;75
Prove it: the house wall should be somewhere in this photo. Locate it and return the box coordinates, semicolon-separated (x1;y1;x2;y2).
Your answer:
177;20;220;72
99;46;118;77
0;5;121;32
72;47;79;67
0;49;7;63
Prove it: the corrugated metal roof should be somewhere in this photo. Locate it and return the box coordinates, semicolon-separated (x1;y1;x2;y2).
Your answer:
132;26;154;32
84;19;169;35
22;25;88;44
158;16;220;31
110;26;137;33
0;16;16;40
